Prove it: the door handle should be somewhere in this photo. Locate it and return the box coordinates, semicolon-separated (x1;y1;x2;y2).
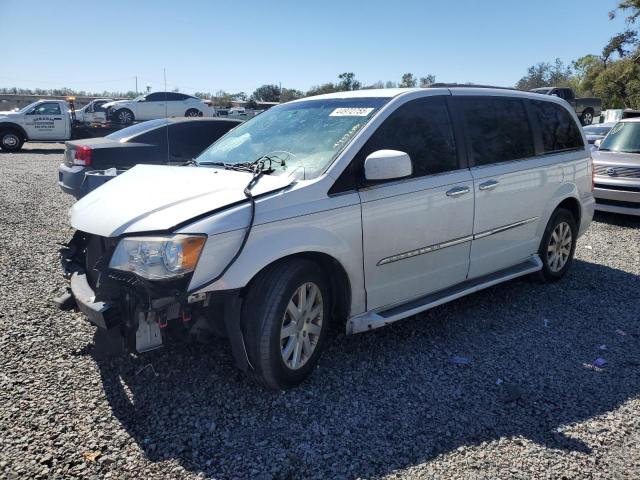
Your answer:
479;180;499;191
446;186;470;197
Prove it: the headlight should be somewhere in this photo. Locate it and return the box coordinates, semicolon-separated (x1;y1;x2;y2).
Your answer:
109;235;206;280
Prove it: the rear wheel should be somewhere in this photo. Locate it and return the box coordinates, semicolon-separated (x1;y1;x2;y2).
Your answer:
537;208;578;282
0;130;24;152
115;109;134;125
580;109;594;126
242;259;330;389
185;108;202;117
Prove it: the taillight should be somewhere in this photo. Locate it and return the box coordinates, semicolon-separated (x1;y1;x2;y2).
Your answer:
74;146;92;166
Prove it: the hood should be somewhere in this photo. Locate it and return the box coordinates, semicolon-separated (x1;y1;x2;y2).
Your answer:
70;165;294;237
101;100;129;109
0;111;19;118
592;149;640;167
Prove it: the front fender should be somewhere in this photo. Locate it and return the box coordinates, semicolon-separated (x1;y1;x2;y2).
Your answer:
0;122;28;140
187;203;366;316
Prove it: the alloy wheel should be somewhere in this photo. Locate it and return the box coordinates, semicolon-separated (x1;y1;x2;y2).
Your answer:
547;221;572;273
280;282;323;370
118;110;132;123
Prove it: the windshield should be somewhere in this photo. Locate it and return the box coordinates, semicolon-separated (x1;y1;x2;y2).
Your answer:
195;97;388;178
583;125;612;136
105;119;167;141
16;101;41;113
532;88;551;95
599;122;640;153
132;95;146;102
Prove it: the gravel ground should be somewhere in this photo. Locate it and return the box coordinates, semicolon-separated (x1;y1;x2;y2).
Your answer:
1;144;639;480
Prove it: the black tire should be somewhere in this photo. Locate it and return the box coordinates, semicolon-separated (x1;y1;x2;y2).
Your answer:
185;108;202;117
242;259;331;389
0;129;25;152
115;108;134;125
536;208;578;282
580;109;594;126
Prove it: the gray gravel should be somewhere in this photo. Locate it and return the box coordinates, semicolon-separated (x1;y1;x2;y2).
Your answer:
1;144;639;479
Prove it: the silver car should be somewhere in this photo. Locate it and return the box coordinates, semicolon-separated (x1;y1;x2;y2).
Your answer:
583;122;615;150
592;118;640;215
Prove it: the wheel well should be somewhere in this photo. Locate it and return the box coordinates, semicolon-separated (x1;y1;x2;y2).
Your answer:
243;252;352;323
556;197;581;224
0;123;27;140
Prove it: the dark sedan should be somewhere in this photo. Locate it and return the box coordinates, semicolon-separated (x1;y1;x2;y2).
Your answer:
58;117;241;199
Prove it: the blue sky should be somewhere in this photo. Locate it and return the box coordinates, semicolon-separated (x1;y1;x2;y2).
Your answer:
0;0;630;95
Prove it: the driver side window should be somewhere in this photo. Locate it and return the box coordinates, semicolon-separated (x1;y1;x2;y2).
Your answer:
27;103;61;115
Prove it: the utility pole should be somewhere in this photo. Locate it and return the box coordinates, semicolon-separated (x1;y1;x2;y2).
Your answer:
135;76;138;94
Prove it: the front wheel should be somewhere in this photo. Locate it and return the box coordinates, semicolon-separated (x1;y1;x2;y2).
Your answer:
242;260;330;389
0;130;24;152
536;208;578;282
185;108;202;117
115;109;134;125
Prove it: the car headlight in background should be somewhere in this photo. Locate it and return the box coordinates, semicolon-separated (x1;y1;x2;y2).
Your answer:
109;235;206;280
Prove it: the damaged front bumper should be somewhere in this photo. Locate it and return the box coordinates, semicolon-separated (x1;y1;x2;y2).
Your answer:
57;232;249;368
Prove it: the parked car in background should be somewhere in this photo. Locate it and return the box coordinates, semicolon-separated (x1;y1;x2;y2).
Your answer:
59;87;594;389
103;92;212;125
58;117;241;199
531;87;602;125
592;118;640;216
583;122;615;149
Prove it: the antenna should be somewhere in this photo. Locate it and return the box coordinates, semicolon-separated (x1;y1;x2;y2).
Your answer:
164;68;170;163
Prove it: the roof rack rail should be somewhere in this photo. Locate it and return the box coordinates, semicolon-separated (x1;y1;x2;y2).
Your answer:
429;83;521;91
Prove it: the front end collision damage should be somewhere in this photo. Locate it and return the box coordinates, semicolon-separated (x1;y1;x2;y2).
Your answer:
58;231;253;370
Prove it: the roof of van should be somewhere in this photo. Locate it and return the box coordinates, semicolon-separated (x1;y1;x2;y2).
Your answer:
291;87;554;102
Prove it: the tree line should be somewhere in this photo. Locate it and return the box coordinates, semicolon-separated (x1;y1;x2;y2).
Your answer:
515;1;640;109
0;71;436;109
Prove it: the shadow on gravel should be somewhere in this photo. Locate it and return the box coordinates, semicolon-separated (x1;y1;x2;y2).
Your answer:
89;258;640;479
593;210;640;228
1;148;65;155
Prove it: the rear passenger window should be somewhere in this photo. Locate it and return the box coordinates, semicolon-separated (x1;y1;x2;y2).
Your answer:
530;100;584;153
358;96;458;178
460;97;534;165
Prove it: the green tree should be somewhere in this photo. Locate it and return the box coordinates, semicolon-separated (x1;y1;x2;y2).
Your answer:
280;88;304;102
602;30;638;66
515;58;573;90
306;83;338;97
609;0;640;24
245;97;259;110
337;72;362;91
251;84;281;102
419;75;436;87
399;73;416;87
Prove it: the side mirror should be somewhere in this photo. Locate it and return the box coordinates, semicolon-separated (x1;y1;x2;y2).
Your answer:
594;139;602;149
364;150;412;181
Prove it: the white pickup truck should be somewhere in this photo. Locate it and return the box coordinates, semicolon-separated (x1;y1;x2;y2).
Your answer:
0;99;119;152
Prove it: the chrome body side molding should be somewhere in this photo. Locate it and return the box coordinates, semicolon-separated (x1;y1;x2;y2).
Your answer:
377;217;539;266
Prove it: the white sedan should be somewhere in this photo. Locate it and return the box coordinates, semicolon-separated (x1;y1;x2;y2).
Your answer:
103;92;211;124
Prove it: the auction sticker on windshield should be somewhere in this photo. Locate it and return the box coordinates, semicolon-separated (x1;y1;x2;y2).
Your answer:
329;107;375;117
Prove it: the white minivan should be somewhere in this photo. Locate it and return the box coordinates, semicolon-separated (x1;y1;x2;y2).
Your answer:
60;87;595;389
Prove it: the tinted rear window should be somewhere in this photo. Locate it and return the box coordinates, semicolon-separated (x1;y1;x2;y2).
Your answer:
531;100;584;153
105;119;167;142
459;97;534;165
